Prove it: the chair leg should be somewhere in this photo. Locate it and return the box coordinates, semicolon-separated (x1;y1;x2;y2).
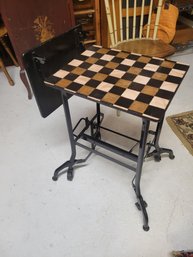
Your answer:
0;38;19;67
0;57;14;86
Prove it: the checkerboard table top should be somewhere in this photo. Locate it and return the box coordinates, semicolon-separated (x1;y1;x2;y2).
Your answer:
44;45;189;121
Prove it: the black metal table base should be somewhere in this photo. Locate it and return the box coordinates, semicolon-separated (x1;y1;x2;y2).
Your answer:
53;92;175;231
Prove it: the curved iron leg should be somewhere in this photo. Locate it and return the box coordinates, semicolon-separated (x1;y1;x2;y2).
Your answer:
135;118;150;231
146;116;175;161
52;93;77;181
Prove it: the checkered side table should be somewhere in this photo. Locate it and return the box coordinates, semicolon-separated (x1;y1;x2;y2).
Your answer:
45;45;189;121
44;45;189;231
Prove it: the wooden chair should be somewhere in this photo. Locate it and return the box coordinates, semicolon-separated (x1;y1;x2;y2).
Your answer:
0;23;18;86
104;0;176;58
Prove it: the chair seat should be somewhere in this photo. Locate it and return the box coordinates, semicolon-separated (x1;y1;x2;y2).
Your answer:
115;39;176;58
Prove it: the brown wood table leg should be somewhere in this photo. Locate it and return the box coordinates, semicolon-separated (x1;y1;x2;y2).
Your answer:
0;37;19;67
0;57;14;85
20;69;33;99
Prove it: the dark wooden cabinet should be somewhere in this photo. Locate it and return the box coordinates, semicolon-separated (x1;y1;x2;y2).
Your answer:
73;0;101;46
72;0;109;48
171;1;193;49
0;0;75;98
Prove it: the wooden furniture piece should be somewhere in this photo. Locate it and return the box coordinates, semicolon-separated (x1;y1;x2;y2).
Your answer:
172;0;193;50
0;0;75;99
73;0;101;46
104;0;176;57
0;57;14;86
23;27;189;230
0;21;18;86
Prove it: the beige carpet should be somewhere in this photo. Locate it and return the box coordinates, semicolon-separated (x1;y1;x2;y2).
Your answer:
166;110;193;156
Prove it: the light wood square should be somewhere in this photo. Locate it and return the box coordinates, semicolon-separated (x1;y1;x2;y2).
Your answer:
69;59;83;67
121;88;140;100
101;54;114;61
150;96;169;109
97;82;113;92
160;81;178;92
54;69;69;78
144;63;159;72
169;69;186;78
88;64;103;72
82;50;95;57
134;75;150;85
74;75;90;85
110;69;125;78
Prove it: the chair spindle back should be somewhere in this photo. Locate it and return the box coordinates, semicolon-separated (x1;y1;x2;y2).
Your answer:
104;0;164;47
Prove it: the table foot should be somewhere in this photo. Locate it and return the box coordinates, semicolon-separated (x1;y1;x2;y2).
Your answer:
143;225;150;231
52;158;86;181
146;147;175;162
135;195;149;231
132;173;149;231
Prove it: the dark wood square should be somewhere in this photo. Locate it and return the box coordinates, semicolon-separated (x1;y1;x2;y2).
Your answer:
89;89;106;99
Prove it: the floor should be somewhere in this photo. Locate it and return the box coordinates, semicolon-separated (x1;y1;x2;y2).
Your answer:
0;51;193;257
